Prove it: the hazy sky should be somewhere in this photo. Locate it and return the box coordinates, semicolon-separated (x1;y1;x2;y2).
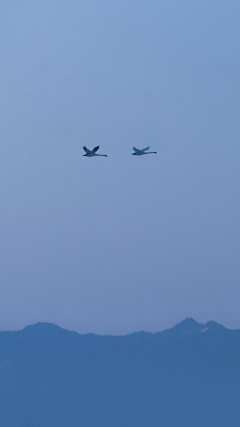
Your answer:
0;0;239;334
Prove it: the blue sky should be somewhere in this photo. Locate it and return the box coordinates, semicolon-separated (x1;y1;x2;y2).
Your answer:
0;0;239;334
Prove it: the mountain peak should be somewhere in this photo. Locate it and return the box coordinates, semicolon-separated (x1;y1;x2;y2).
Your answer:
170;318;203;337
167;318;230;338
22;322;69;338
23;322;63;332
204;320;226;331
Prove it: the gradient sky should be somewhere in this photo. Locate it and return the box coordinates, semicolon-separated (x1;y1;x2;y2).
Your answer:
0;0;239;334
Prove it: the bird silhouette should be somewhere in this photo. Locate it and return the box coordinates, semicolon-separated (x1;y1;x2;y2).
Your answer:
132;146;157;155
83;146;108;157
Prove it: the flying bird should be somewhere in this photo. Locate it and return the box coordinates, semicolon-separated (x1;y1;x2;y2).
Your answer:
132;146;157;155
82;146;108;157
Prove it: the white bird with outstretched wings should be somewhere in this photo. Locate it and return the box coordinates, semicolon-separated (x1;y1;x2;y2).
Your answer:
132;146;157;155
82;146;107;157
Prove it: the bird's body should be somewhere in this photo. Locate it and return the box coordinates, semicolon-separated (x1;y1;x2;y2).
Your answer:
83;146;107;157
132;146;157;155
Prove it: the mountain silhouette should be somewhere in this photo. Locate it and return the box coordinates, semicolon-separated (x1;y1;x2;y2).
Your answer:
1;319;240;427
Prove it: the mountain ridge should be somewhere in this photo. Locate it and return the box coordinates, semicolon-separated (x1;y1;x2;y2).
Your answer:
1;318;240;427
2;317;239;337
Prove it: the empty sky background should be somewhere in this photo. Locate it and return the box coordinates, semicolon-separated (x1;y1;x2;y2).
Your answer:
0;0;239;334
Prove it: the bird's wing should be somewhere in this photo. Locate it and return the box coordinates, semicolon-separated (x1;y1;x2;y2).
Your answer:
132;147;142;153
92;146;100;152
142;146;150;152
83;146;92;154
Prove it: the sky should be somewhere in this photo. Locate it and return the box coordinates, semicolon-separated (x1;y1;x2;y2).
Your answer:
0;0;239;335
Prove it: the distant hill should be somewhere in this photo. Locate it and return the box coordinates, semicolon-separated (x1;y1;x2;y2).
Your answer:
1;318;240;427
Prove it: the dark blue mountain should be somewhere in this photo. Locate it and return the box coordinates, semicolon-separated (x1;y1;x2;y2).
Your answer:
1;318;240;427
